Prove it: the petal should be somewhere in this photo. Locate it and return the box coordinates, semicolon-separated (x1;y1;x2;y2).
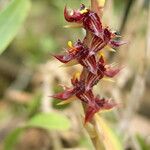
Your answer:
51;88;75;100
103;28;112;42
85;62;106;91
88;35;107;56
53;53;75;63
90;35;103;52
104;68;120;77
86;72;97;91
79;55;97;74
86;55;97;74
88;29;112;55
109;40;127;48
77;90;94;104
85;106;98;123
83;12;102;37
64;6;84;23
95;98;116;110
84;98;116;123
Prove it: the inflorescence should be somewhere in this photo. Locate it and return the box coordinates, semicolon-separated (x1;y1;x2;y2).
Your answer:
51;4;124;123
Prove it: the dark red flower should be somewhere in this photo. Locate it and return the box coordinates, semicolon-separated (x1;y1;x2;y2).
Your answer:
52;74;116;123
51;73;95;105
51;74;85;101
53;40;98;74
53;40;85;63
85;96;116;123
64;4;103;37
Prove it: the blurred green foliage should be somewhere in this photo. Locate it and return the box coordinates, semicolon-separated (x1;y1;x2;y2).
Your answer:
26;112;71;131
4;112;71;150
0;0;150;150
4;128;24;150
0;0;31;54
136;134;150;150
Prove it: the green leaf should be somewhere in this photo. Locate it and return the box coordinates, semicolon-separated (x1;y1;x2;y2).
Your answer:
4;112;71;150
136;134;150;150
0;0;31;54
94;114;123;150
26;112;71;131
4;128;24;150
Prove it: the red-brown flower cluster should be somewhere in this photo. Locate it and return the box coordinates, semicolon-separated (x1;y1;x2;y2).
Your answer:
52;4;124;123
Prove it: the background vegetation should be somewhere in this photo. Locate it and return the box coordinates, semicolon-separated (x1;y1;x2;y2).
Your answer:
0;0;150;150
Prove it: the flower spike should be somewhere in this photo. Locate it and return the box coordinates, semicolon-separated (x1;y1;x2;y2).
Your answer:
52;3;124;123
